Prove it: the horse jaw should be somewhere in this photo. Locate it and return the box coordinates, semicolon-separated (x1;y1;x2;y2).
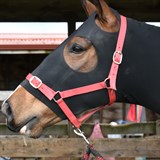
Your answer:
2;86;62;138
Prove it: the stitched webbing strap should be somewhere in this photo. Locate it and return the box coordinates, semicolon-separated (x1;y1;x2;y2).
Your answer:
108;15;127;90
25;15;127;128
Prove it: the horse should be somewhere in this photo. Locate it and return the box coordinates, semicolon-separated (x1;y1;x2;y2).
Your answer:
1;0;160;138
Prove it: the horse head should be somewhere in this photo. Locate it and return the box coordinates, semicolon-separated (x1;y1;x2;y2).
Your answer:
2;0;160;138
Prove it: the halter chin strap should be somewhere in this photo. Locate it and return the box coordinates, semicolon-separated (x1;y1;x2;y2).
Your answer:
25;15;127;129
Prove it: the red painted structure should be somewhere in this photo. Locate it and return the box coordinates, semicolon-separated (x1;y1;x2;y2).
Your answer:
0;33;67;50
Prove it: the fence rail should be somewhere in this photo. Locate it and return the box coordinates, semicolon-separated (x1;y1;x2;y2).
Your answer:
0;120;159;137
1;136;160;158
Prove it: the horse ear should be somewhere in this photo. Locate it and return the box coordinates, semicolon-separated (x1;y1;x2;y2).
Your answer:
81;0;97;16
93;0;119;32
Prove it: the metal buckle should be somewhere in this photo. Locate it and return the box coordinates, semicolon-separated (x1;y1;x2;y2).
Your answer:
29;76;42;89
113;50;123;65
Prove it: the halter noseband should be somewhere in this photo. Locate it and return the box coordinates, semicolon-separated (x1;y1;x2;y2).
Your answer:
25;15;127;129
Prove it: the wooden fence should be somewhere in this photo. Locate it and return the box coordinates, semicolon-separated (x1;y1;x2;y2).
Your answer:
1;121;160;159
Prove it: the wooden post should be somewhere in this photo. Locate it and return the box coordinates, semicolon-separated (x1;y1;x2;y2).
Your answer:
68;20;76;36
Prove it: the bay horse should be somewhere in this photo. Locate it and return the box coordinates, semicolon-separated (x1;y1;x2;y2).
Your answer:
1;0;160;138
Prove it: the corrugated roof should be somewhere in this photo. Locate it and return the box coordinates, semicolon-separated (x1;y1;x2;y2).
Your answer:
0;33;67;50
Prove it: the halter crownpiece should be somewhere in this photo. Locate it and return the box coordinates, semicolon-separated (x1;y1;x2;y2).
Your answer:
24;15;127;128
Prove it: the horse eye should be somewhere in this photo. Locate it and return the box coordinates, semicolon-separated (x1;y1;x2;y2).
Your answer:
69;43;85;54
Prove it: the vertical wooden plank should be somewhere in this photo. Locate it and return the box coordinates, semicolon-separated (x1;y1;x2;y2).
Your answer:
68;21;76;36
156;120;160;135
122;103;126;121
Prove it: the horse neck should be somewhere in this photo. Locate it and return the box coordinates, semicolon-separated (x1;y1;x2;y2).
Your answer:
116;18;160;113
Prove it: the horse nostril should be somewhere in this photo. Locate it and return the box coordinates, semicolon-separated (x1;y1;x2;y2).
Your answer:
6;105;12;116
1;101;13;118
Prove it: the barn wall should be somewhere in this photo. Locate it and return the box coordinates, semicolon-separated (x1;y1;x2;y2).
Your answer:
0;54;48;90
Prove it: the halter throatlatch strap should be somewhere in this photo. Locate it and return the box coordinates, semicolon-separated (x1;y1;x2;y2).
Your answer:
25;15;127;128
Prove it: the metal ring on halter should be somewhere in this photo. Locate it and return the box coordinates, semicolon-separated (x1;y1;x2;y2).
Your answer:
53;91;62;103
104;77;111;89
